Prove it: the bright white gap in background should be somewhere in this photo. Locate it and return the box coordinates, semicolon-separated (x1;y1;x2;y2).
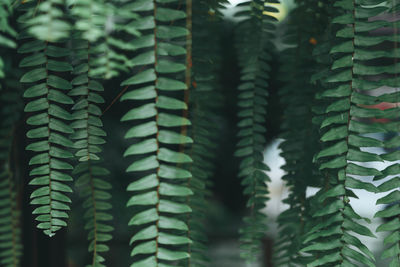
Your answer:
227;0;246;6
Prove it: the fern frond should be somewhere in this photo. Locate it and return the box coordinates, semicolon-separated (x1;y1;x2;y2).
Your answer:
273;1;332;266
18;2;75;237
302;0;395;266
0;88;23;267
68;35;113;266
120;1;194;266
68;1;115;264
0;0;17;49
184;1;225;265
234;0;278;262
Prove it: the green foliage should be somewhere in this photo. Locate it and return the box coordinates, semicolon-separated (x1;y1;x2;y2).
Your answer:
272;0;400;266
69;0;133;79
0;0;17;78
69;36;114;266
297;0;395;266
0;3;23;262
27;0;71;42
19;2;74;237
69;0;107;43
0;0;400;266
368;2;400;266
0;0;16;49
273;1;331;265
185;1;225;265
234;0;278;262
0;85;23;267
120;0;195;266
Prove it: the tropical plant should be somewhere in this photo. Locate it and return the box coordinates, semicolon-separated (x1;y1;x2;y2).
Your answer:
0;0;400;266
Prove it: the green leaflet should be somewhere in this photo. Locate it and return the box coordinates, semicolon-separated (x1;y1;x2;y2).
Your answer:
302;0;388;265
120;86;157;101
301;239;342;253
121;69;156;86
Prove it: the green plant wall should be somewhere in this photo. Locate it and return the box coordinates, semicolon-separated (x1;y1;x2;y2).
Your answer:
0;0;400;266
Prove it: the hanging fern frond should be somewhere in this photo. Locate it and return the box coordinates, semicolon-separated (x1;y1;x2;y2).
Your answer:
68;36;114;267
234;0;278;262
301;0;396;266
295;17;338;266
18;1;75;237
0;87;23;267
67;1;115;265
0;0;17;79
69;0;133;79
120;0;194;266
184;1;225;265
3;0;400;265
361;2;400;266
274;1;331;266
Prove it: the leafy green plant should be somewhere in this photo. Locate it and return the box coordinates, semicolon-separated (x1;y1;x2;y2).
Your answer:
0;0;400;266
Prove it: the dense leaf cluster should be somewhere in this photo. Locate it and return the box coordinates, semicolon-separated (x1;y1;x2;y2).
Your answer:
275;0;400;266
0;0;400;266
